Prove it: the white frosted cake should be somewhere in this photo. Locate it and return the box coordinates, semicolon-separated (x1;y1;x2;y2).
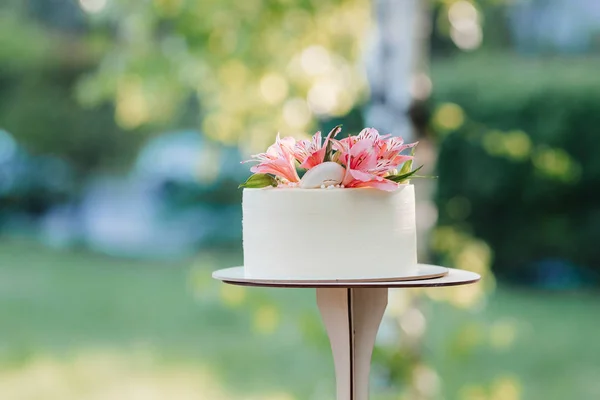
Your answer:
239;126;422;280
242;185;417;280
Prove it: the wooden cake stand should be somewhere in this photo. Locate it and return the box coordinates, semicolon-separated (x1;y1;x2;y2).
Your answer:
212;266;480;400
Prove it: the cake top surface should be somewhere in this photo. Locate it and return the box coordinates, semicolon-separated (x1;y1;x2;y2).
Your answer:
240;127;429;192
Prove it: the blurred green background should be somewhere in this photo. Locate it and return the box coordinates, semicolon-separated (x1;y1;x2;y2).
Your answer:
1;0;599;399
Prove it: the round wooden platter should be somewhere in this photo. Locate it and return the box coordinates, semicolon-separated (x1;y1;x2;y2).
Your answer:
212;265;480;288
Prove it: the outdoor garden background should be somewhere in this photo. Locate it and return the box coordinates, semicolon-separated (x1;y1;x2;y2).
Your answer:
1;0;599;399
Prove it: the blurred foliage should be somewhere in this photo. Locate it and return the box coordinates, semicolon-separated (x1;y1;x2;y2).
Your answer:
0;1;143;176
77;0;371;152
431;53;600;280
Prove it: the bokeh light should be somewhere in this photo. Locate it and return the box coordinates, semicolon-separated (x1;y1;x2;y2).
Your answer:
433;103;466;132
410;73;433;101
448;1;483;51
260;73;289;105
300;46;332;76
283;98;312;129
533;146;581;182
79;0;108;14
253;305;280;335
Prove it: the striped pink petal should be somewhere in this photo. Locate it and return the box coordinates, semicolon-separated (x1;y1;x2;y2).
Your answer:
344;169;398;191
295;126;342;169
244;134;300;182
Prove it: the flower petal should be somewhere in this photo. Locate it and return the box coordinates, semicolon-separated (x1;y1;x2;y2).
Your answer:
357;127;381;142
344;168;399;191
247;134;300;182
299;148;327;169
294;131;327;169
350;178;399;191
348;169;376;182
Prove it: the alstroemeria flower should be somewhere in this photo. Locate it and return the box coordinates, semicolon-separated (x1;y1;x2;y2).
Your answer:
357;127;390;143
336;129;383;155
243;134;300;182
293;126;341;169
348;128;418;172
378;136;417;165
240;127;419;190
294;131;325;169
345;168;399;191
332;128;418;191
332;136;396;191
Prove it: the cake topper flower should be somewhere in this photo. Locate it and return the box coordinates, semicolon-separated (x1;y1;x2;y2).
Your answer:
242;134;300;185
240;126;427;191
293;125;341;169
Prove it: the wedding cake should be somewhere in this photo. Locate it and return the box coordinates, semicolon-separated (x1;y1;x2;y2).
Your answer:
240;127;421;280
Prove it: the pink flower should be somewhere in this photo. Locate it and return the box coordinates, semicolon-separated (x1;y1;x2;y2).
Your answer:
243;134;300;182
293;126;341;169
241;126;418;190
357;127;391;143
294;131;325;169
333;135;397;191
345;169;399;191
377;136;417;165
332;127;417;191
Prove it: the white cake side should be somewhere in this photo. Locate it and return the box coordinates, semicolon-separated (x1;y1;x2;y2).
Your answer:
242;185;417;279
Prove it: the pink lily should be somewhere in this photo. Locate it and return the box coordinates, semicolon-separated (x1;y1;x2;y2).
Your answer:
294;126;342;169
243;134;300;182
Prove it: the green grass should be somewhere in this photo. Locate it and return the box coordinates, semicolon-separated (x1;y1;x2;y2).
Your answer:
0;238;333;399
0;238;598;399
426;289;600;400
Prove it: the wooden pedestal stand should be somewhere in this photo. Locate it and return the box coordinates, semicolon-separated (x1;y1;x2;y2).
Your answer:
213;267;480;400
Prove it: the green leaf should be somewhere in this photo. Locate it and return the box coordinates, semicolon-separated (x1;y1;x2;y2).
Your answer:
238;173;277;188
324;124;342;162
399;145;418;175
386;165;424;183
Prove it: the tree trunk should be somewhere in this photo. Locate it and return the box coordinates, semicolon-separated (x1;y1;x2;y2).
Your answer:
364;0;431;141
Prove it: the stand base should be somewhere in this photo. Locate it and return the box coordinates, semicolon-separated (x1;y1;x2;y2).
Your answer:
317;288;388;400
212;267;481;399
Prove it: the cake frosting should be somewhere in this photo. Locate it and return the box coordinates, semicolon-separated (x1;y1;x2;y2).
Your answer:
242;185;417;280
